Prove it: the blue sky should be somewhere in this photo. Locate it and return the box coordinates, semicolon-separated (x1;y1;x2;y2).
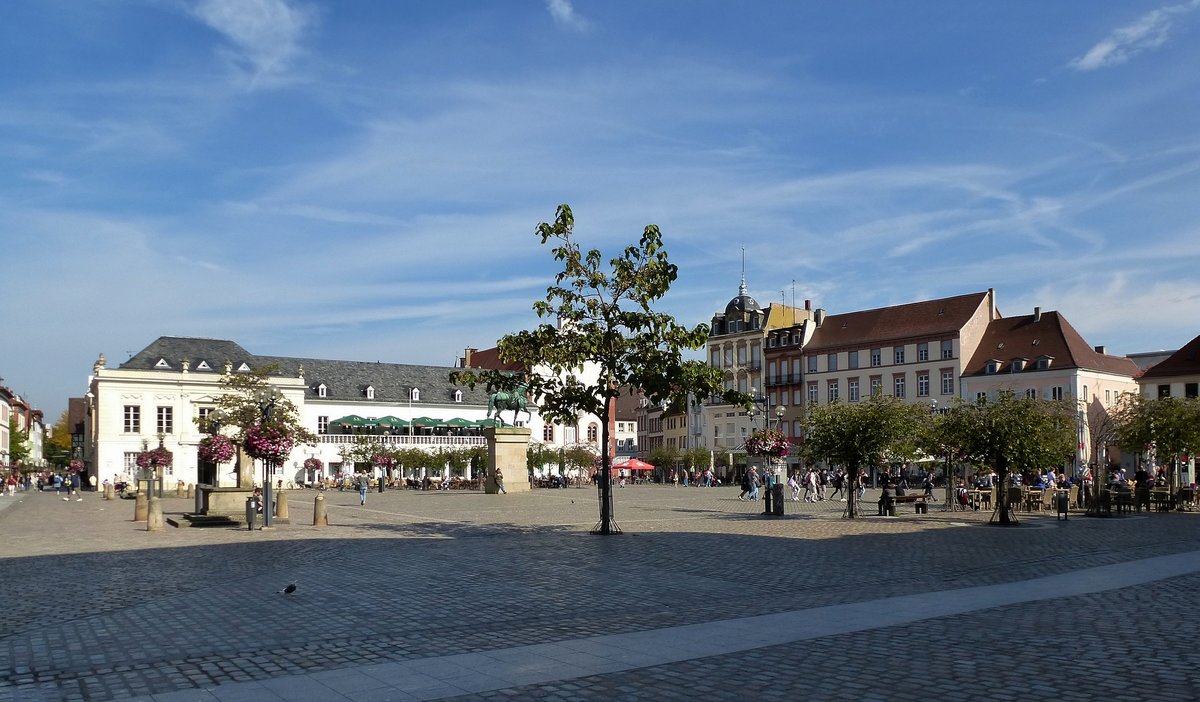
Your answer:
4;0;1199;421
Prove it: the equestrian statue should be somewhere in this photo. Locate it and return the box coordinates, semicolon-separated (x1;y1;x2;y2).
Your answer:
488;381;532;426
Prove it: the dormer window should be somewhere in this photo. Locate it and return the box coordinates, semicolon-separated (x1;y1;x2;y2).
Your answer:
985;360;1000;374
196;360;211;371
410;388;420;402
155;358;171;369
1010;359;1025;373
237;362;251;372
453;389;463;403
366;385;375;400
317;384;327;398
1036;356;1053;370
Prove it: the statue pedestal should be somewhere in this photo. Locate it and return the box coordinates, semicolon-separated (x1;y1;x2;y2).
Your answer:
485;427;530;493
198;486;256;515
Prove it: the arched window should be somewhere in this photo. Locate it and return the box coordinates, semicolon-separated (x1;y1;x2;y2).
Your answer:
411;388;420;402
453;389;463;403
543;425;555;442
587;423;598;443
366;385;375;400
317;384;327;398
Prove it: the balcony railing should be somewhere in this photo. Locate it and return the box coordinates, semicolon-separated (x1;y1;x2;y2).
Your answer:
318;434;486;448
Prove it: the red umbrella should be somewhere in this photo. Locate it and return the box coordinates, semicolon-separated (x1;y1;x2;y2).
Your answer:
618;459;655;471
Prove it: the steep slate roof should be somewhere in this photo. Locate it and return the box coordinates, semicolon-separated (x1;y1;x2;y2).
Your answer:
962;311;1140;377
120;336;490;405
1140;333;1200;378
804;291;990;352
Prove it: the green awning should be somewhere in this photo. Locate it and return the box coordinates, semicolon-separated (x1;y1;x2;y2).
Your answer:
373;416;409;428
410;416;446;428
331;415;368;427
444;418;474;428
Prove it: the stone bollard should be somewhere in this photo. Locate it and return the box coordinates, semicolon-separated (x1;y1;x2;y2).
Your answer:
105;484;115;501
146;495;164;531
185;483;193;499
176;481;185;498
134;492;149;522
275;490;289;521
313;493;329;527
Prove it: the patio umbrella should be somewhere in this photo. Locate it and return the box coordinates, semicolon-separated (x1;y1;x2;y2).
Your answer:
331;415;367;427
475;418;504;428
621;459;655;471
444;418;474;428
410;416;446;428
374;416;408;429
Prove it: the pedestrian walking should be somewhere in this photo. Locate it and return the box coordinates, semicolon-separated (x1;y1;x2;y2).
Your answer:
495;468;507;494
357;473;370;505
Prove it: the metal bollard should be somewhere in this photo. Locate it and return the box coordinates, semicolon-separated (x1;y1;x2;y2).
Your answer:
246;496;258;530
1057;491;1069;521
771;484;785;516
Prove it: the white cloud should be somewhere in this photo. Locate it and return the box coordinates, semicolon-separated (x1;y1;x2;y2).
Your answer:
189;0;316;88
546;0;591;32
1069;0;1200;71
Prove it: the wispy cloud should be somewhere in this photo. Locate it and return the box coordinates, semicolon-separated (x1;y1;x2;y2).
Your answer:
1069;0;1200;71
547;0;591;32
189;0;316;88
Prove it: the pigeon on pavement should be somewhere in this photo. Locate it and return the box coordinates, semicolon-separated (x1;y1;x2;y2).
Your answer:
279;583;297;594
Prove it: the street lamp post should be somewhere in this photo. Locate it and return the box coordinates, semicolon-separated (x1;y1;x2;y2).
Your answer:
258;390;278;528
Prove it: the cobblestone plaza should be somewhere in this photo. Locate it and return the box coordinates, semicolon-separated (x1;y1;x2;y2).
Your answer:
2;485;1199;701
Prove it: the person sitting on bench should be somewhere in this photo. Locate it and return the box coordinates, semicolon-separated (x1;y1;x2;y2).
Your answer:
878;477;897;515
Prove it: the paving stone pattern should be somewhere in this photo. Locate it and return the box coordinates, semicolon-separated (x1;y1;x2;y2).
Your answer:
1;485;1198;701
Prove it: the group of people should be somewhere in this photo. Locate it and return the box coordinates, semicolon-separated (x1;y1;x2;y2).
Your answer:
0;470;86;500
671;468;718;487
784;467;855;503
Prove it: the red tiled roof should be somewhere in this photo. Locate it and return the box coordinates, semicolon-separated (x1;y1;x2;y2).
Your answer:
466;346;526;372
1139;334;1200;378
963;311;1140;377
804;291;991;351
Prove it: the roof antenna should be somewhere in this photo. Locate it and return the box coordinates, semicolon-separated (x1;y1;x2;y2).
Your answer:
739;247;747;296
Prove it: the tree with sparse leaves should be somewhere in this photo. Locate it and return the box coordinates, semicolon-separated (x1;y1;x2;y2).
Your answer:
938;391;1076;525
204;365;315;484
454;204;740;534
804;393;931;518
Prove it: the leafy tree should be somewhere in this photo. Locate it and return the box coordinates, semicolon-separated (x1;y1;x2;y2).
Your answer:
939;391;1076;525
46;409;73;458
804;393;931;518
204;365;315;485
527;443;559;473
455;205;739;533
562;445;598;478
1113;394;1200;492
9;416;31;466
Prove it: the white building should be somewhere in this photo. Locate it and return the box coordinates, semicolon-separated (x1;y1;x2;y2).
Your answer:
84;337;510;487
959;307;1141;473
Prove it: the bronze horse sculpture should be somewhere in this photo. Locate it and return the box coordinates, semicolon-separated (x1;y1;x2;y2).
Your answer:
488;382;532;426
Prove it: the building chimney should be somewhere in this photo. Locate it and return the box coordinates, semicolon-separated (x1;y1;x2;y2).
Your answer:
1094;345;1107;355
804;299;812;311
462;347;476;368
1033;306;1041;322
814;308;825;327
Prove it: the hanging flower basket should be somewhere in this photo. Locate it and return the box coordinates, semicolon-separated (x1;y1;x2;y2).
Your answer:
745;428;790;458
244;424;295;463
136;446;174;469
372;453;397;470
198;435;236;464
303;456;324;471
69;458;85;472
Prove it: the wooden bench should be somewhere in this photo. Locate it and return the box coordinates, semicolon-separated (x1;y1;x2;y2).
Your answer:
892;493;929;514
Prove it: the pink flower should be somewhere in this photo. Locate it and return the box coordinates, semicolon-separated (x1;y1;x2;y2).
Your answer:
198;435;236;464
244;424;296;462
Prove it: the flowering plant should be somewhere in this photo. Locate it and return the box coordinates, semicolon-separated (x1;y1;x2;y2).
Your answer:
745;428;790;458
244;423;295;462
372;453;397;469
136;446;174;469
69;459;85;472
303;456;324;471
198;435;236;464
